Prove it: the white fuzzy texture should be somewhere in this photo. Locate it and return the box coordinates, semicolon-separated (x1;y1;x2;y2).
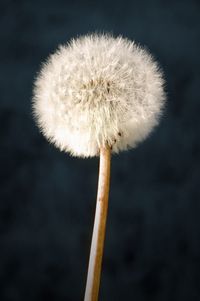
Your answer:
33;33;165;157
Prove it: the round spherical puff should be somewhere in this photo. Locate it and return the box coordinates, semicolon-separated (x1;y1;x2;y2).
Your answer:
32;33;166;158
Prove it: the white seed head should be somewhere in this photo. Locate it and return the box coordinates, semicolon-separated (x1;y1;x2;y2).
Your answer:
32;33;166;157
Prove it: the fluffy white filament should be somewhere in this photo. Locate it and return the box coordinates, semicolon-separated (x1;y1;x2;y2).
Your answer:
33;33;165;157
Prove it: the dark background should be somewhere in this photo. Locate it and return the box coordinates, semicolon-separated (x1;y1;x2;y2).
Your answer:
0;0;200;300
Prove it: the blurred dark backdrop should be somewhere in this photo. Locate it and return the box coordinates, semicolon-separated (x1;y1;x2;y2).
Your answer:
0;0;200;300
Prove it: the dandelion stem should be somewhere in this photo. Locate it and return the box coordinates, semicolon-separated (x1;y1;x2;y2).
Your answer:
84;146;111;301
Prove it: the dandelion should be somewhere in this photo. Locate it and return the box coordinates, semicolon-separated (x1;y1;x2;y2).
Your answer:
32;33;165;301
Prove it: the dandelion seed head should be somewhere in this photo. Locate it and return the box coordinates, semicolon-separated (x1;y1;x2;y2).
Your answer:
33;33;166;157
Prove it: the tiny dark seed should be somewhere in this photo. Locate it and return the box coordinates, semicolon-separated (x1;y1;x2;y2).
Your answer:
118;132;122;136
105;140;109;147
